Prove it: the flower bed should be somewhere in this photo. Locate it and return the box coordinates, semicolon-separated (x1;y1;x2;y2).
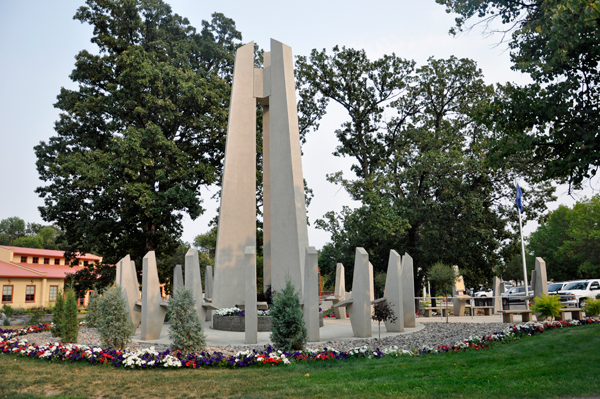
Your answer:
1;319;598;369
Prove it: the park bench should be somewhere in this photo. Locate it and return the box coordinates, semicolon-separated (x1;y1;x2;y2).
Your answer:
235;302;269;311
421;304;453;317
555;308;584;321
499;310;533;323
466;305;496;316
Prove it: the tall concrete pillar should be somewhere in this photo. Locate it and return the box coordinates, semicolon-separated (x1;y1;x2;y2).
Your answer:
261;52;272;293
213;42;257;308
185;248;206;326
383;250;404;332
245;246;257;344
173;264;184;293
117;254;141;328
268;39;309;296
534;257;548;298
303;246;320;342
334;263;346;319
349;247;372;338
141;251;166;340
401;253;416;328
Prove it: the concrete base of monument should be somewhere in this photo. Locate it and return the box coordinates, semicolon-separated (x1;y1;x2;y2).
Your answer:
211;314;325;332
131;317;434;348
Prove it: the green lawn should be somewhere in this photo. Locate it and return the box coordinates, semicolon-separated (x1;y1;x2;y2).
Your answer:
1;324;599;399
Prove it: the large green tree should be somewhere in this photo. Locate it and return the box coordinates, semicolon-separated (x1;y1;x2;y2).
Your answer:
0;217;63;250
529;196;600;279
297;50;554;292
35;0;242;288
436;0;600;186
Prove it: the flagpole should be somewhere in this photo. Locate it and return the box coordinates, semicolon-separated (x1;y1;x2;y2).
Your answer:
516;180;530;309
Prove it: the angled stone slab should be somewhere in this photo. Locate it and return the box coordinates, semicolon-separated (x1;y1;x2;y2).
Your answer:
185;248;206;327
334;263;347;319
117;255;141;328
213;41;257;309
141;251;167;340
383;250;404;332
534;257;548;299
530;270;537;297
268;39;309;297
401;253;416;328
173;264;184;293
303;246;320;342
452;266;468;317
493;276;502;313
205;265;213;322
348;248;372;337
245;246;258;344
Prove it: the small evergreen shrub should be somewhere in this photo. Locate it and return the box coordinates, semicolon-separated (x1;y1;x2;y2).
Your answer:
269;280;307;352
1;304;14;318
168;289;206;354
531;293;562;320
51;289;65;337
98;285;135;349
86;290;101;328
61;288;80;343
583;297;600;317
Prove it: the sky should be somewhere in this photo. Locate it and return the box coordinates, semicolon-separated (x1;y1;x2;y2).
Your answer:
0;0;597;250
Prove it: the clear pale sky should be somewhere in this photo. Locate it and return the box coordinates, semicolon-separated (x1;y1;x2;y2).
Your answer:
0;0;595;249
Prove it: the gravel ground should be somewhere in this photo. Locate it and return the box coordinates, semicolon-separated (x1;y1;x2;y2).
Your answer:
18;322;519;356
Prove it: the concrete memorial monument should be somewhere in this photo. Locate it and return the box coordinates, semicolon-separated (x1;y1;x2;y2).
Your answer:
401;253;416;328
213;39;309;309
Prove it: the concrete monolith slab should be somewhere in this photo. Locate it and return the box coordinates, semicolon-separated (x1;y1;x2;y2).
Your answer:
213;41;257;309
493;276;502;313
334;263;346;319
383;250;404;332
141;251;167;340
534;257;548;298
185;248;206;326
173;264;184;293
401;253;416;328
349;248;372;337
117;255;141;328
205;265;213;322
268;39;309;297
303;246;320;342
245;246;257;344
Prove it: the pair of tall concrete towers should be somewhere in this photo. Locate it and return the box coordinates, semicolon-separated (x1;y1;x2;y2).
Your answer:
212;39;310;308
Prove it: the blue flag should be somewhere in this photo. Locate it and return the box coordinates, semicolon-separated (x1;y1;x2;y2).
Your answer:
516;183;523;213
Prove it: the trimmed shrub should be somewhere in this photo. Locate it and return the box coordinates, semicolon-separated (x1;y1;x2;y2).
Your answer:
98;285;135;349
583;297;600;317
531;293;562;320
269;280;307;352
372;300;397;343
61;288;80;343
168;289;206;354
86;290;101;328
51;289;65;337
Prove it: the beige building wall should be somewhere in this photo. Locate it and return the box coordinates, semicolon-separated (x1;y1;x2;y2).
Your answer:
1;277;64;309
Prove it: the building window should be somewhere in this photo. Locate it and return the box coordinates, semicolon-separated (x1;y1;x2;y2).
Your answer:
32;257;39;264
84;261;89;266
2;286;13;302
25;286;36;302
20;256;27;263
54;259;60;265
44;258;50;264
49;286;58;301
77;296;85;306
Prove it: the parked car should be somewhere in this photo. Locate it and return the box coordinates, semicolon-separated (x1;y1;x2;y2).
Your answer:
548;282;569;294
557;279;600;308
501;286;534;303
474;288;493;298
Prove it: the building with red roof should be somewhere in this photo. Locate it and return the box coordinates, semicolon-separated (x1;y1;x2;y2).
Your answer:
0;246;102;309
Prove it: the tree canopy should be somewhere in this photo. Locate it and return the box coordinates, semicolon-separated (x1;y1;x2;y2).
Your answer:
35;0;242;285
436;0;600;186
529;195;600;280
297;49;554;292
0;217;63;250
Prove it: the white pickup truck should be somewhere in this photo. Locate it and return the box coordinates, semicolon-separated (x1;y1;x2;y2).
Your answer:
557;279;600;308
